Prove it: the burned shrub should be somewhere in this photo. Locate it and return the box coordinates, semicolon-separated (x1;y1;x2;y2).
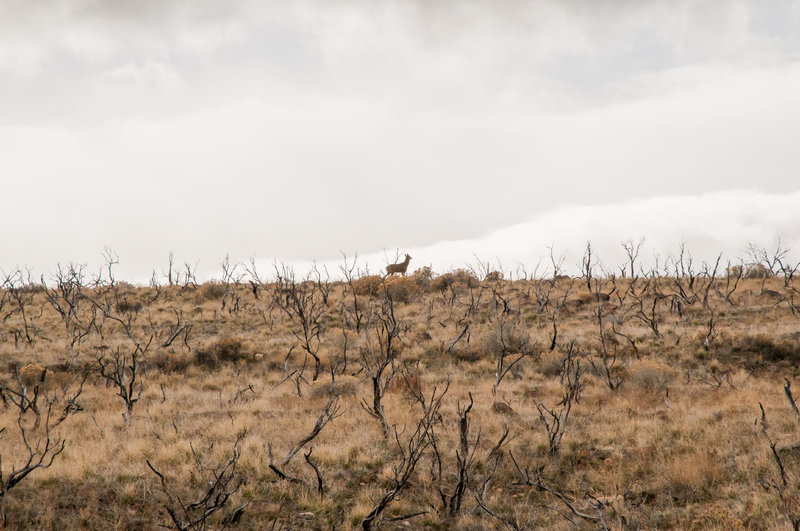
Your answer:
116;299;143;314
739;334;800;363
149;351;192;373
195;337;249;368
198;281;227;301
745;263;772;279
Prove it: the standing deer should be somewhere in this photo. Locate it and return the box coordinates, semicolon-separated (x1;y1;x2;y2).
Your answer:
385;254;412;277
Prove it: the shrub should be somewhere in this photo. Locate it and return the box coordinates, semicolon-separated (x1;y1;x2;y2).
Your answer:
738;334;800;363
310;380;358;399
744;263;771;279
409;267;433;290
383;276;421;303
628;359;674;394
430;273;455;292
387;372;423;397
353;275;383;297
116;299;143;314
664;450;724;504
726;265;743;278
483;319;532;355
19;363;46;387
198;281;226;301
484;270;504;282
429;269;478;292
149;352;192;373
538;353;564;378
195;337;249;368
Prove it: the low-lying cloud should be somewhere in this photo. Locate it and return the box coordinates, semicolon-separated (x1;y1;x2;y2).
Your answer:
260;189;800;280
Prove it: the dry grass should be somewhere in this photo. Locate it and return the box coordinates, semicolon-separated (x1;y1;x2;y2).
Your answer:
1;269;800;529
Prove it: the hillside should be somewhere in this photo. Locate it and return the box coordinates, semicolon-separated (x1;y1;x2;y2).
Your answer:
1;257;800;529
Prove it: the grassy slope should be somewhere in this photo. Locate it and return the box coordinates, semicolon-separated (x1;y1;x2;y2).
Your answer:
1;269;799;529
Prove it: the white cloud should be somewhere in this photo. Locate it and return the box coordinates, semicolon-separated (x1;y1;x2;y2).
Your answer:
250;189;800;280
101;61;184;92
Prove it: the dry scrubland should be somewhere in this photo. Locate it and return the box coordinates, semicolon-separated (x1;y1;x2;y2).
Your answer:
2;251;800;530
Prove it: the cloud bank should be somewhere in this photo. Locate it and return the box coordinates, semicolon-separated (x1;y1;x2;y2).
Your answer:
256;189;800;280
4;189;797;282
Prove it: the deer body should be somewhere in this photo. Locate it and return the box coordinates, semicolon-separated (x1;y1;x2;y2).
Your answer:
385;254;412;276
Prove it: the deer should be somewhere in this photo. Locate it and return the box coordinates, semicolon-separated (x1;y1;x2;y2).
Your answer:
385;254;412;277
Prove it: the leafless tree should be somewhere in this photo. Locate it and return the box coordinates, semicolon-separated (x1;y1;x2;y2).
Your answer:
621;236;646;279
590;282;623;390
98;345;148;425
747;239;791;276
339;253;367;332
164;251;177;286
488;316;537;396
147;430;249;530
510;456;614;530
534;341;584;455
219;254;245;313
720;259;744;305
1;268;41;346
359;291;405;438
274;263;328;381
361;384;447;530
579;241;595;293
630;270;669;337
157;307;193;350
426;391;510;519
758;403;800;530
0;366;85;525
268;380;343;481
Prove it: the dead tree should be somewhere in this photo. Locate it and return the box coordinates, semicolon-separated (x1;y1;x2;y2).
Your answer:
630;270;668;337
98;344;149;425
510;457;613;530
621;236;646;279
268;381;343;481
339;253;366;332
758;403;800;530
580;241;595;293
359;292;405;439
426;391;510;519
41;263;85;332
1;269;40;346
784;378;800;423
219;254;245;313
747;239;790;277
147;430;249;530
0;366;85;526
274;264;327;381
157;307;193;351
720;259;744;305
488;316;537;396
361;384;447;530
534;342;584;455
589;281;623;390
469;426;514;527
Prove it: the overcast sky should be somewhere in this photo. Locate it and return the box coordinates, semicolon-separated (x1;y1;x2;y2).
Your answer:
2;1;799;281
